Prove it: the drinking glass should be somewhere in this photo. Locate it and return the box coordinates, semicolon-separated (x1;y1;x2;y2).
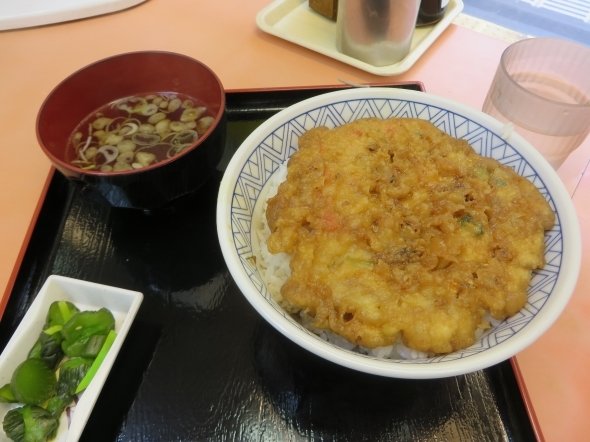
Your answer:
482;37;590;169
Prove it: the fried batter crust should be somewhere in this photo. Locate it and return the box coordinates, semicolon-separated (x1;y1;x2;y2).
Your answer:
266;118;554;354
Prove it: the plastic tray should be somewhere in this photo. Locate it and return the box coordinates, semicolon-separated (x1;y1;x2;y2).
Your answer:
256;0;464;76
0;82;539;441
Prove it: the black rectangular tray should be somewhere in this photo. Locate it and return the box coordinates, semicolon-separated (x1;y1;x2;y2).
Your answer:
0;83;538;441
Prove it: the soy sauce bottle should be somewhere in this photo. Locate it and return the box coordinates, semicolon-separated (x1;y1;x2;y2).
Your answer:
416;0;449;26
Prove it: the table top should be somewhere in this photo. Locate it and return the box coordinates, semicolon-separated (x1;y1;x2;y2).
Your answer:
0;1;588;440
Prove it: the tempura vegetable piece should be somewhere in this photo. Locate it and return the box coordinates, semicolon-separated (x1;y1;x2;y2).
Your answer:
265;118;555;354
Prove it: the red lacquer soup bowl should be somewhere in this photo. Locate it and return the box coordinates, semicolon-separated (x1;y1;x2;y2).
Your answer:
37;51;226;209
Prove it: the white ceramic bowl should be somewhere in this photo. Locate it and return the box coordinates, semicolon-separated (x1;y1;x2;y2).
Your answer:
0;275;143;441
216;88;581;379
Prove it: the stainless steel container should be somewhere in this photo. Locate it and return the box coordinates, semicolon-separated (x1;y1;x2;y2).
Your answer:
336;0;420;66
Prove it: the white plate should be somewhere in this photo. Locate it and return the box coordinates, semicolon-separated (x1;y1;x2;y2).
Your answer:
256;0;464;76
0;0;146;31
0;275;143;441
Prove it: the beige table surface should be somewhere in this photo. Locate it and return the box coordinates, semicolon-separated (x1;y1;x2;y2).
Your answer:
1;1;588;440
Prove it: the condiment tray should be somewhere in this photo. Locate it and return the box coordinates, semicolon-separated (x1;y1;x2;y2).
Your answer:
256;0;464;76
0;275;142;442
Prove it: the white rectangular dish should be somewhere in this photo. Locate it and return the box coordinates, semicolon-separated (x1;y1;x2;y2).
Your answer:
256;0;464;76
0;275;143;442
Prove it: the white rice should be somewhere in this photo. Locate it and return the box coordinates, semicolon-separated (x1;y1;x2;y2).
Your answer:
251;164;291;305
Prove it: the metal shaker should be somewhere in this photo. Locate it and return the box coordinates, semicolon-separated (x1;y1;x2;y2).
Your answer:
336;0;421;66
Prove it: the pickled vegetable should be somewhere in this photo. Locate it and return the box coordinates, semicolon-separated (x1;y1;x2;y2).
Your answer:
61;308;115;358
10;359;56;406
27;301;79;369
3;406;58;442
0;301;117;441
27;332;63;370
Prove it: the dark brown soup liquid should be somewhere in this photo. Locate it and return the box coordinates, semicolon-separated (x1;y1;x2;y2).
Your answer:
68;92;213;173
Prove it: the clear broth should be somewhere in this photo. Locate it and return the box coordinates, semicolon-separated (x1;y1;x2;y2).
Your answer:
67;92;214;172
